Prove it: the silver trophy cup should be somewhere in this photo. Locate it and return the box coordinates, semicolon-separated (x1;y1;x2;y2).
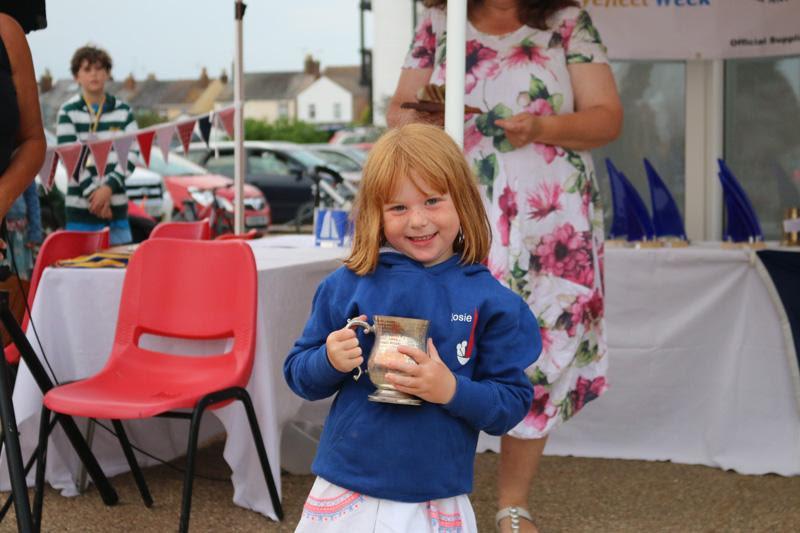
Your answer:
347;315;430;406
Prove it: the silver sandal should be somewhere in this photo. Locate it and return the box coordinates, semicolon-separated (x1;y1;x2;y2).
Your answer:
495;506;535;533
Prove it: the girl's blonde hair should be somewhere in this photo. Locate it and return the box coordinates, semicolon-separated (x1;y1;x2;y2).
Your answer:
345;123;491;275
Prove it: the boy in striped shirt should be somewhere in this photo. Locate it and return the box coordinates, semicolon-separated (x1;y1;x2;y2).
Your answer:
56;45;137;244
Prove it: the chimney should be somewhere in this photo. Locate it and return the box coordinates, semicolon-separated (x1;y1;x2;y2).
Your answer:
123;73;136;91
39;69;53;93
303;54;320;78
199;67;210;88
219;69;228;84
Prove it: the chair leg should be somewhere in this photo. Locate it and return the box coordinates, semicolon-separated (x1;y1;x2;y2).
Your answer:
0;415;58;523
32;406;51;533
239;390;283;520
179;403;209;533
111;420;153;507
77;419;96;494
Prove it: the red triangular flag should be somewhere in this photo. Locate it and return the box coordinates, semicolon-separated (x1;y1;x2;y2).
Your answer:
37;148;58;192
113;134;136;175
155;124;176;163
215;107;235;138
136;130;156;167
87;138;113;177
55;143;84;182
176;120;196;155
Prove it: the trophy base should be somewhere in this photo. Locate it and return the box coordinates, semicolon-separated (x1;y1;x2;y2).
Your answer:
368;389;422;406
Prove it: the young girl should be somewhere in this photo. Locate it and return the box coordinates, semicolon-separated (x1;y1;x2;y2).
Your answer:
284;123;541;532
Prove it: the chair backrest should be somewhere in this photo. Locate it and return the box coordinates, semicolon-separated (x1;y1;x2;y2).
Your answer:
149;219;211;240
5;228;109;364
111;239;257;386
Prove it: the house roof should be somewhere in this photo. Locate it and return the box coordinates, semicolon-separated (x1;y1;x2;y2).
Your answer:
322;66;368;97
217;71;316;102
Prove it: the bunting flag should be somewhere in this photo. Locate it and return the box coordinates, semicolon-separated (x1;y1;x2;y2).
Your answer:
37;148;58;192
37;106;234;181
136;130;156;167
154;124;176;163
216;107;235;137
176;120;196;155
112;135;136;175
197;115;212;146
55;143;84;183
87;138;113;178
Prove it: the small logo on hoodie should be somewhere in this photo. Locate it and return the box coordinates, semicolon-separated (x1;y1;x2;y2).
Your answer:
456;308;479;365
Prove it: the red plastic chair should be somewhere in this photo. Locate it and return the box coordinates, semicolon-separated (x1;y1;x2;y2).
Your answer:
149;219;210;240
214;229;259;241
32;239;282;531
4;228;109;365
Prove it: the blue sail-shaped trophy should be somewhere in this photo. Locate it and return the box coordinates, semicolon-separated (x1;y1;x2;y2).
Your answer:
605;159;655;241
605;158;628;240
717;159;763;241
644;158;686;240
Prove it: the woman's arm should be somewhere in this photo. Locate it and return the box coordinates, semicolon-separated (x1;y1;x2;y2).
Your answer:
386;67;441;128
496;63;622;151
0;14;45;221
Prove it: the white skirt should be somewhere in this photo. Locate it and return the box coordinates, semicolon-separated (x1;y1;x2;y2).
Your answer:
295;477;478;533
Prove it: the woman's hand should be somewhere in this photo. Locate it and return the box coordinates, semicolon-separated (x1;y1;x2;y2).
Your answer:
385;338;456;404
325;315;366;374
495;113;543;148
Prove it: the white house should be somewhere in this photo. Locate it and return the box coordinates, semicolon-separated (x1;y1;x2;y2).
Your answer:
296;76;354;125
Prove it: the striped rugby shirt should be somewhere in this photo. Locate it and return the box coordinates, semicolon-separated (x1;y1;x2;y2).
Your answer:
55;92;138;224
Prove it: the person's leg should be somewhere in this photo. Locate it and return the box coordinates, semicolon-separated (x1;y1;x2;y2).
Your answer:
496;434;548;533
108;219;133;245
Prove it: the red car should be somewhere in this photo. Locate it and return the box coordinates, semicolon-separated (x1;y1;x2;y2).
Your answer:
146;151;271;236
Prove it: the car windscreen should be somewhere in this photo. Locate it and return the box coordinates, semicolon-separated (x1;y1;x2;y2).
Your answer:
312;150;361;172
285;148;331;169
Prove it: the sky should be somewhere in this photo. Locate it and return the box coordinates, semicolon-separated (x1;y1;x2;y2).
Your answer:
27;0;367;82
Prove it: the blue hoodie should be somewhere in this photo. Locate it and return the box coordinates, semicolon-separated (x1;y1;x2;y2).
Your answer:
284;251;541;502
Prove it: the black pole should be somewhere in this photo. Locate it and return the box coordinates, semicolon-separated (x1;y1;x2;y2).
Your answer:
359;1;373;124
0;291;33;532
0;294;118;507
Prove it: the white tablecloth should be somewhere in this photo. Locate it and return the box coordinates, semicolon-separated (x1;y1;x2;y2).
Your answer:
0;235;347;520
3;241;798;524
479;245;800;476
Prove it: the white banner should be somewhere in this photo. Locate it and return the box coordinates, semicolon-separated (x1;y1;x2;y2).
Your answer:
584;0;800;60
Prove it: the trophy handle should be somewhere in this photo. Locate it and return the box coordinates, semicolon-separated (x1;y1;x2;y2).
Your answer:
346;318;373;381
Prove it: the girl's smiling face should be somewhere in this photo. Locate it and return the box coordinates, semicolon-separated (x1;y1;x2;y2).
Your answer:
381;173;460;267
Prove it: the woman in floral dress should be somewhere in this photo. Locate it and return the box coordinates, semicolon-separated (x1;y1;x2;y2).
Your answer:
388;1;622;531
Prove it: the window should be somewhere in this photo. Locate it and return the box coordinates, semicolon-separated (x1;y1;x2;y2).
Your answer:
278;101;289;119
724;56;800;240
203;155;235;179
248;152;291;175
333;102;342;120
593;61;687;235
308;103;316;120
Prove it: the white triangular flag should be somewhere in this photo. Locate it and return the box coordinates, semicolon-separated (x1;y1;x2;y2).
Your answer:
154;124;176;163
112;134;136;175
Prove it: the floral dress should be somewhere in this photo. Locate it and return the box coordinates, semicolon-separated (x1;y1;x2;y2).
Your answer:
403;7;608;438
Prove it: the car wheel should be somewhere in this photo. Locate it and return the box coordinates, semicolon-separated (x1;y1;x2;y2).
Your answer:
293;201;315;233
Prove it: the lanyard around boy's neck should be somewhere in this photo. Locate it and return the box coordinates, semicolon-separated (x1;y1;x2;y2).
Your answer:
82;94;106;134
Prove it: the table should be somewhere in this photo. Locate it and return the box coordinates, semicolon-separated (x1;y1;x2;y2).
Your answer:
3;241;799;523
479;245;800;476
0;235;347;521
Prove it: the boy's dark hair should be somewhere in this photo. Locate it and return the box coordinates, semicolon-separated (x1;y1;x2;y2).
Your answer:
70;45;112;77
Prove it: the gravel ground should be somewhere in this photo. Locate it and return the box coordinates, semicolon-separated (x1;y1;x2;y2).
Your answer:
2;440;799;532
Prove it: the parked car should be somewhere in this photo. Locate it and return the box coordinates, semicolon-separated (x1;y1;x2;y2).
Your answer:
183;141;353;225
305;144;366;170
145;150;271;234
327;126;382;150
